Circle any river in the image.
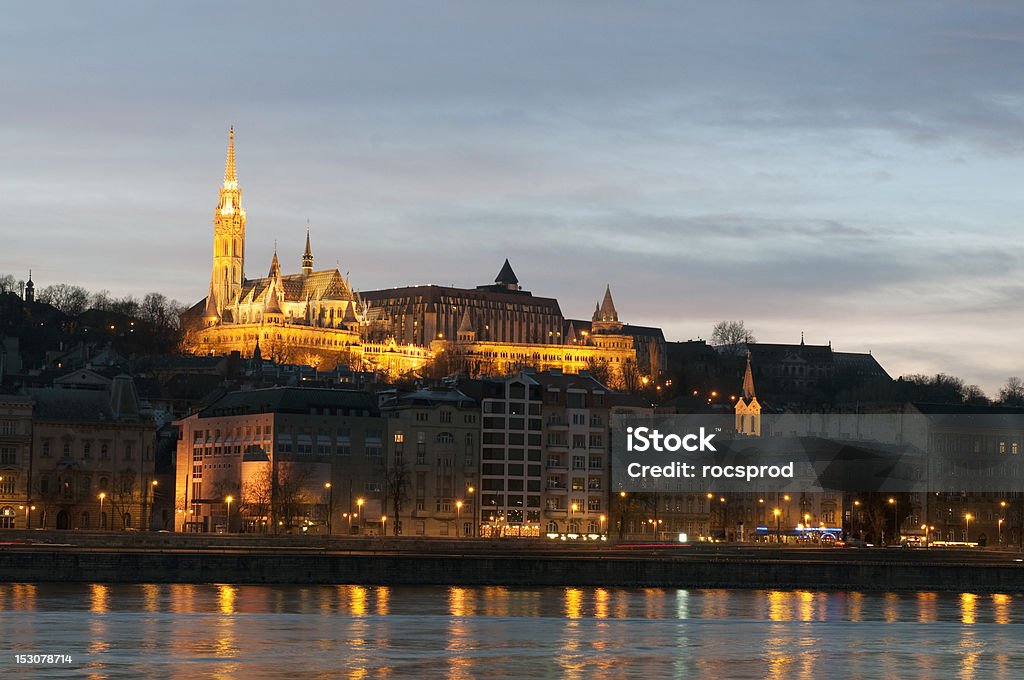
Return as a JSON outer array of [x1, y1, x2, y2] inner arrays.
[[0, 584, 1020, 678]]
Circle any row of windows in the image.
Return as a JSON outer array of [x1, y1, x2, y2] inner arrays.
[[40, 440, 137, 460]]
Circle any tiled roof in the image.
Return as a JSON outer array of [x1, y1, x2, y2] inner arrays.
[[200, 386, 379, 418]]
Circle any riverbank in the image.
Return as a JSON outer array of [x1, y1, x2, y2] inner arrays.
[[0, 532, 1022, 591]]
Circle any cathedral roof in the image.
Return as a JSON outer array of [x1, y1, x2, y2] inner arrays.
[[239, 269, 354, 305]]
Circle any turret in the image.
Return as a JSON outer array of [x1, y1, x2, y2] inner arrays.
[[302, 225, 313, 276], [209, 127, 247, 316]]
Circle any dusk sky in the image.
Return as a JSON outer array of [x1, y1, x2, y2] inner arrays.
[[2, 2, 1023, 394]]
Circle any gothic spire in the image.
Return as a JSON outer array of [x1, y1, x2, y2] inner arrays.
[[742, 350, 756, 401], [269, 245, 281, 279], [302, 222, 313, 275], [224, 126, 237, 186]]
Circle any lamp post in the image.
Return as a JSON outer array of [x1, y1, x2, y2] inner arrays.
[[356, 497, 364, 535], [381, 515, 387, 536], [98, 492, 106, 530], [324, 482, 333, 535], [570, 502, 579, 533], [999, 518, 1004, 547], [467, 486, 476, 537], [456, 500, 463, 537], [225, 496, 233, 533], [965, 513, 973, 543], [599, 514, 606, 536], [148, 480, 158, 531], [888, 497, 898, 544], [851, 500, 861, 540], [773, 508, 782, 544]]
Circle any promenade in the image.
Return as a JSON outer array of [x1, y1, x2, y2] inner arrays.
[[1, 532, 1022, 591]]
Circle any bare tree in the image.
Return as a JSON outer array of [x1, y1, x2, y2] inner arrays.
[[384, 459, 412, 535], [998, 377, 1024, 407], [241, 465, 273, 533], [711, 320, 756, 348], [586, 358, 611, 386], [36, 284, 89, 315], [110, 469, 139, 530], [273, 465, 312, 532], [0, 274, 16, 294]]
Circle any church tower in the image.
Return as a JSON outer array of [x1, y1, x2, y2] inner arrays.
[[208, 127, 246, 318], [735, 351, 761, 436]]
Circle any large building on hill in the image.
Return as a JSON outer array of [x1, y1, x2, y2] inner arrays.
[[181, 129, 666, 384]]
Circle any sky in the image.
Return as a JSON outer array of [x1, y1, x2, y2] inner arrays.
[[2, 1, 1023, 395]]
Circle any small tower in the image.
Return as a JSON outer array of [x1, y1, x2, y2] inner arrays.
[[302, 223, 313, 276], [735, 351, 761, 436], [591, 285, 623, 333], [457, 308, 476, 343], [24, 270, 34, 303]]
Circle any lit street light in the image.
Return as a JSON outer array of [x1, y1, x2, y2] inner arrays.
[[888, 497, 898, 544], [773, 508, 782, 544], [324, 482, 333, 535], [381, 515, 387, 536], [456, 500, 463, 537], [965, 513, 973, 543], [225, 496, 234, 533], [356, 497, 364, 534], [98, 492, 107, 530]]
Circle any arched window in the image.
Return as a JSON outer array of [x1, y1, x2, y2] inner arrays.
[[546, 521, 558, 533], [122, 513, 132, 529], [436, 432, 454, 444], [80, 512, 90, 529]]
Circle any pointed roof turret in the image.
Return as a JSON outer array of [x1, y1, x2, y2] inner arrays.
[[458, 308, 474, 333], [742, 350, 756, 400], [598, 285, 618, 322], [224, 126, 237, 186], [302, 223, 314, 275], [566, 322, 578, 344], [268, 245, 281, 279], [342, 301, 358, 324], [495, 259, 519, 286]]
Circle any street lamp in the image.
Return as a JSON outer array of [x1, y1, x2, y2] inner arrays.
[[356, 497, 364, 534], [773, 508, 782, 544], [225, 496, 234, 533], [888, 497, 898, 544], [381, 515, 387, 536], [965, 513, 973, 543], [852, 500, 861, 539], [999, 518, 1005, 547], [570, 502, 579, 533], [148, 480, 158, 532], [98, 492, 107, 530], [456, 500, 463, 536], [324, 482, 333, 535], [599, 514, 606, 536]]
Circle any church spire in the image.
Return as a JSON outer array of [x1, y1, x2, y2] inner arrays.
[[224, 126, 237, 187], [302, 222, 313, 275], [269, 245, 281, 279], [742, 350, 756, 400]]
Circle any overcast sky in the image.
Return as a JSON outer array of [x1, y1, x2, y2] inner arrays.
[[2, 2, 1023, 394]]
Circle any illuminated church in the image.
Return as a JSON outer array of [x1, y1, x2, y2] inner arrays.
[[183, 130, 665, 381]]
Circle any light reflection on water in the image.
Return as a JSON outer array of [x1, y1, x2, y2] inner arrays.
[[0, 585, 1021, 679]]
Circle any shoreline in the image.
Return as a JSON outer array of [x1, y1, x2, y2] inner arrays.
[[1, 535, 1022, 592]]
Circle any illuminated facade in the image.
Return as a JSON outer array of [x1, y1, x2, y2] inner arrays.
[[183, 129, 663, 381]]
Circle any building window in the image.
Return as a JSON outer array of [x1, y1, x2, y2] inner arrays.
[[416, 412, 429, 422], [588, 498, 601, 511], [100, 444, 109, 460], [124, 443, 133, 460], [0, 448, 16, 465], [62, 442, 71, 458], [41, 441, 51, 458], [83, 442, 91, 459], [572, 455, 586, 469], [0, 477, 14, 494], [440, 411, 452, 423], [0, 421, 15, 435]]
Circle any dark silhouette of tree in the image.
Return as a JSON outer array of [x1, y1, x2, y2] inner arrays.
[[711, 320, 755, 348]]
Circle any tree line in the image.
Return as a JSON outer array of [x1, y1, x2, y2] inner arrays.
[[1, 274, 186, 331]]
